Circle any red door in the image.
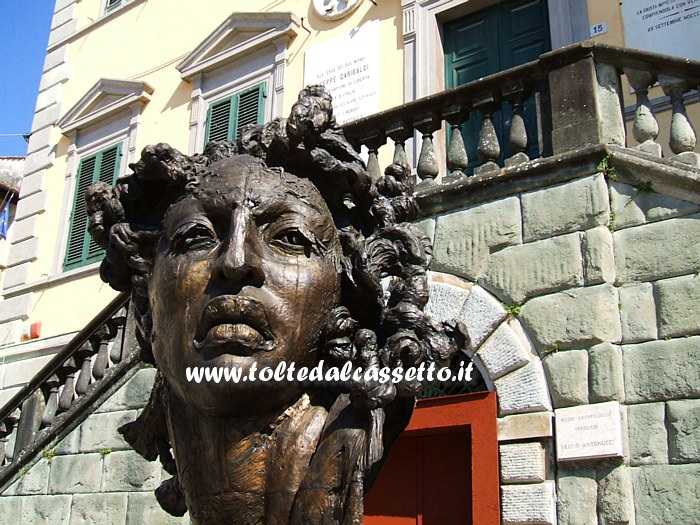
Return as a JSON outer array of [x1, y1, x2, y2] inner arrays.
[[364, 392, 499, 524]]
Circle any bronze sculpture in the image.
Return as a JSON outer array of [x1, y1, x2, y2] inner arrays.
[[86, 86, 467, 524]]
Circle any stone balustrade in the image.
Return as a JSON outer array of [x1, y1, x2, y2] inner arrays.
[[624, 65, 699, 164], [343, 60, 545, 183], [0, 293, 132, 490], [342, 42, 700, 184]]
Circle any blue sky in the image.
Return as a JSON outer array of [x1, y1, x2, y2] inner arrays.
[[0, 1, 55, 157]]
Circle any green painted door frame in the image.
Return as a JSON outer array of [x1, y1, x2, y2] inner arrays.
[[444, 0, 551, 172]]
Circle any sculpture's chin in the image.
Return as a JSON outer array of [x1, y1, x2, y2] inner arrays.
[[179, 378, 305, 419]]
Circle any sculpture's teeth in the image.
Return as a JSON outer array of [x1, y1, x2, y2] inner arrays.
[[207, 323, 264, 345]]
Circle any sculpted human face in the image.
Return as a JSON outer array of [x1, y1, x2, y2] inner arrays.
[[149, 156, 341, 416]]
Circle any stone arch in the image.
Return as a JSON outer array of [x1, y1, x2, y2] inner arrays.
[[426, 271, 557, 524]]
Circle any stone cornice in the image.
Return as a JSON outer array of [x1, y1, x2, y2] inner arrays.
[[176, 12, 300, 81], [57, 78, 154, 135], [417, 145, 700, 216]]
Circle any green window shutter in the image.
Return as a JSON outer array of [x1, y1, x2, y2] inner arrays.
[[235, 83, 266, 138], [65, 156, 97, 268], [205, 97, 234, 143], [64, 143, 122, 270], [205, 82, 267, 144], [96, 143, 121, 185], [87, 144, 122, 258]]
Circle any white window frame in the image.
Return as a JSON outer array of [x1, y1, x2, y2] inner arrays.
[[56, 79, 153, 276], [196, 72, 273, 153]]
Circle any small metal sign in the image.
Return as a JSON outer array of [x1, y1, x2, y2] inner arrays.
[[590, 22, 609, 37]]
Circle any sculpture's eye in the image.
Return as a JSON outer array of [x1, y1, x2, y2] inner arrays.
[[271, 228, 313, 255], [170, 222, 217, 253]]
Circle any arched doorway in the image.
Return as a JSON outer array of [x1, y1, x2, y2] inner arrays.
[[364, 272, 555, 524]]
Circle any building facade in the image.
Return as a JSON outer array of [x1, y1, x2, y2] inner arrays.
[[0, 0, 699, 523]]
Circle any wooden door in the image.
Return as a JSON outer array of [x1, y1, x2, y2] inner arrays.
[[364, 392, 499, 524], [444, 0, 551, 171]]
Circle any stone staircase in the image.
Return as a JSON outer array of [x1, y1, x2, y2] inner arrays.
[[0, 292, 134, 490]]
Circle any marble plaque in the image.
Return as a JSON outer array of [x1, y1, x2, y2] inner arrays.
[[304, 21, 380, 124], [621, 0, 700, 60], [555, 401, 624, 461]]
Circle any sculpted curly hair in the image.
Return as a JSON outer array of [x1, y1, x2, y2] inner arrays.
[[86, 85, 464, 515]]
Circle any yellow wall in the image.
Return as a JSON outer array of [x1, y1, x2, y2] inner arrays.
[[28, 279, 119, 338], [63, 0, 402, 122]]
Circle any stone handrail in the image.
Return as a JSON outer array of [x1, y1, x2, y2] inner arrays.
[[0, 292, 134, 489], [341, 41, 700, 184]]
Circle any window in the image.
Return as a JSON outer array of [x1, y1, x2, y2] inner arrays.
[[205, 83, 267, 143], [177, 13, 299, 154], [57, 78, 152, 275], [64, 143, 122, 271], [403, 0, 587, 101], [105, 0, 126, 13]]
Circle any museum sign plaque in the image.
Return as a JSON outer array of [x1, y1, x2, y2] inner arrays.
[[555, 401, 624, 462]]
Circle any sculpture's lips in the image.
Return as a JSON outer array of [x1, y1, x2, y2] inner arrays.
[[194, 296, 275, 356]]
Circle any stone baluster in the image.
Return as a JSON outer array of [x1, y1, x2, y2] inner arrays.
[[624, 68, 661, 156], [75, 344, 95, 396], [474, 94, 501, 175], [109, 317, 126, 364], [360, 131, 387, 183], [0, 423, 6, 465], [58, 357, 79, 412], [503, 83, 530, 167], [443, 105, 469, 181], [110, 338, 123, 364], [14, 391, 45, 454], [92, 325, 111, 379], [367, 149, 381, 185], [414, 112, 441, 185], [41, 376, 61, 428], [386, 121, 412, 168], [2, 413, 19, 463], [659, 74, 699, 166], [0, 419, 14, 464]]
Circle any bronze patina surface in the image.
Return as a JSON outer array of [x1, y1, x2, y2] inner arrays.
[[86, 86, 467, 524]]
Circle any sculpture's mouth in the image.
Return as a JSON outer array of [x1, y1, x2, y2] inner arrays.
[[194, 295, 276, 357]]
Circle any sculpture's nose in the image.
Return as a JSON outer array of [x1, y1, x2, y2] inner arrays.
[[215, 206, 265, 288]]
